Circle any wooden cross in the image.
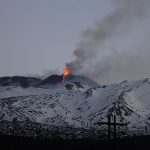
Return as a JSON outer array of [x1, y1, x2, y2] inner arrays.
[[96, 115, 127, 150]]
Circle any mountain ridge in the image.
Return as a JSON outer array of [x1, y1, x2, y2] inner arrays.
[[0, 75, 150, 138]]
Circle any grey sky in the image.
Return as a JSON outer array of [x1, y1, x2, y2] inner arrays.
[[66, 0, 150, 84], [0, 0, 112, 77]]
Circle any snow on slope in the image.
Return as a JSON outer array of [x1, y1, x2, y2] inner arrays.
[[0, 76, 150, 136]]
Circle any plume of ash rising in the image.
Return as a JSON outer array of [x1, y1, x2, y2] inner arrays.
[[67, 0, 150, 84]]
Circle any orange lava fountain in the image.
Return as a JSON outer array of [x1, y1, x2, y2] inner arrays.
[[63, 66, 71, 82]]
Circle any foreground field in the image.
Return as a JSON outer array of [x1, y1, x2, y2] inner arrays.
[[0, 135, 149, 150]]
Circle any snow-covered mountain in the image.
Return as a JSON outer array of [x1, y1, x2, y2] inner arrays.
[[0, 75, 150, 138], [0, 76, 42, 88]]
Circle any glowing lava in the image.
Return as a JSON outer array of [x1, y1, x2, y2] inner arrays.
[[63, 66, 71, 82]]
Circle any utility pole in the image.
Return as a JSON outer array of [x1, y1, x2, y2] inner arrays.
[[96, 115, 127, 150], [113, 115, 116, 150], [108, 115, 111, 141]]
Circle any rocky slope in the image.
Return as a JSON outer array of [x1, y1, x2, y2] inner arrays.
[[0, 75, 150, 138]]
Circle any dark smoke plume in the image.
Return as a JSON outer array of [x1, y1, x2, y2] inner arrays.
[[67, 0, 150, 84]]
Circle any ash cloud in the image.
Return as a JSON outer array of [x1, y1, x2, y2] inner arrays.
[[67, 0, 150, 84]]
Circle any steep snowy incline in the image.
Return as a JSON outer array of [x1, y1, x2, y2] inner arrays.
[[80, 79, 150, 129]]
